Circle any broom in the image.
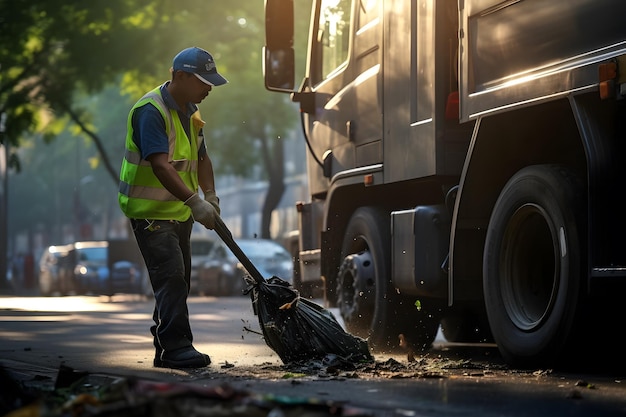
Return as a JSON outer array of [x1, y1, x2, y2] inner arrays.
[[214, 216, 372, 364]]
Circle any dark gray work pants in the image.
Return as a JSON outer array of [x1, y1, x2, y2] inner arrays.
[[131, 217, 194, 355]]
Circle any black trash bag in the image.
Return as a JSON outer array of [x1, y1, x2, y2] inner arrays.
[[248, 276, 372, 364], [216, 217, 371, 365]]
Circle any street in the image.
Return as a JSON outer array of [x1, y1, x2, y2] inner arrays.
[[1, 294, 626, 416]]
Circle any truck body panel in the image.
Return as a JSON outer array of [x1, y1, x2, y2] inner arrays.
[[460, 0, 626, 121]]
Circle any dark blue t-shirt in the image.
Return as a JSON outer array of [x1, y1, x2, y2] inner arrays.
[[131, 82, 207, 160]]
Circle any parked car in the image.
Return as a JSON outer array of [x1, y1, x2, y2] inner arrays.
[[109, 260, 149, 296], [107, 239, 151, 297], [38, 244, 76, 296], [73, 241, 109, 294], [197, 238, 293, 297], [39, 240, 150, 297], [189, 236, 216, 295]]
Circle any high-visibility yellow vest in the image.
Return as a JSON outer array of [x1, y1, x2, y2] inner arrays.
[[118, 85, 205, 221]]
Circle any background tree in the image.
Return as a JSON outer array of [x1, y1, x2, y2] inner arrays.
[[3, 0, 312, 262]]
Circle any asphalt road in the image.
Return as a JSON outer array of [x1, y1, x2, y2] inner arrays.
[[1, 294, 626, 416]]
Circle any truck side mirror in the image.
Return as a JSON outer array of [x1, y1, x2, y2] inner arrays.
[[263, 47, 295, 91], [264, 0, 296, 92]]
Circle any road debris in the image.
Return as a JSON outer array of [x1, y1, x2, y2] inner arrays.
[[1, 351, 515, 417], [1, 363, 378, 417]]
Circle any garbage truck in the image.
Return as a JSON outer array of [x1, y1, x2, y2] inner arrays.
[[263, 0, 626, 367]]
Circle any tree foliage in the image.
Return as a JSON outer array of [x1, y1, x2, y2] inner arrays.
[[3, 0, 311, 243], [1, 1, 162, 162]]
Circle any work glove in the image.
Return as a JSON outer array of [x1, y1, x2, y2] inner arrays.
[[203, 190, 221, 215], [184, 193, 217, 229]]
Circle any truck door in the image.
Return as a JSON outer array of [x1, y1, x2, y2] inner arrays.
[[383, 0, 434, 183], [307, 0, 382, 193], [382, 0, 462, 182]]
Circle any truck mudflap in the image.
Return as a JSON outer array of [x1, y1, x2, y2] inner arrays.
[[391, 205, 450, 298]]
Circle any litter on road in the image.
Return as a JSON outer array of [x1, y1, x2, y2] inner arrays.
[[1, 363, 378, 417]]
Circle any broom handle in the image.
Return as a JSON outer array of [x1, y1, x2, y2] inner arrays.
[[213, 216, 266, 284]]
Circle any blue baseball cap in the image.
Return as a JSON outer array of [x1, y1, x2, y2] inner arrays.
[[172, 47, 228, 86]]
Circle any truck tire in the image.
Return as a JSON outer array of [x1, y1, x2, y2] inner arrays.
[[337, 207, 439, 352], [483, 164, 586, 367], [337, 207, 394, 350]]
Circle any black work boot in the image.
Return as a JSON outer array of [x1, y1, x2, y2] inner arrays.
[[159, 346, 211, 369]]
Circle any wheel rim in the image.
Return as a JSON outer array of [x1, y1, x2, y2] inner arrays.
[[500, 204, 559, 331], [337, 249, 376, 333]]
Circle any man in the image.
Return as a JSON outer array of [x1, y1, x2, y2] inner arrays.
[[118, 46, 227, 368]]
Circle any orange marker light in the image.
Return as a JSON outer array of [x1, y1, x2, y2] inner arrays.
[[599, 62, 617, 82], [599, 81, 614, 100], [599, 62, 617, 100]]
